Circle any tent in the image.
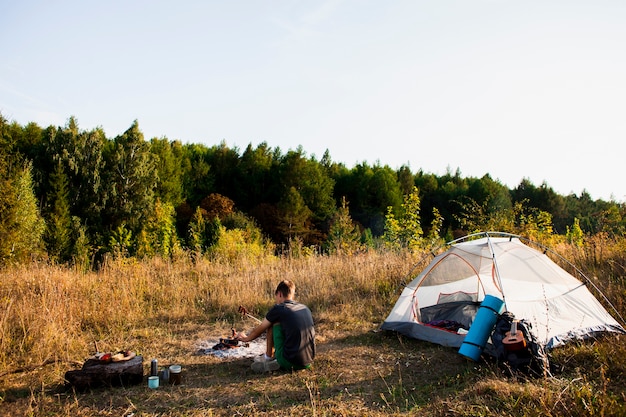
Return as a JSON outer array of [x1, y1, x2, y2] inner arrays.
[[381, 232, 625, 351]]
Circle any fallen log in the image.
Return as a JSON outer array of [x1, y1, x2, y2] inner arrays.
[[65, 355, 143, 390]]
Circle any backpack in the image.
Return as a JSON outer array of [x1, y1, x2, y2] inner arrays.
[[491, 311, 550, 378]]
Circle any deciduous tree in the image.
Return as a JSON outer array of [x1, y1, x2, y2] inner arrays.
[[151, 137, 184, 208]]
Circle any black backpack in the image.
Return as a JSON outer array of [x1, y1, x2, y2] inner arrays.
[[491, 311, 550, 378]]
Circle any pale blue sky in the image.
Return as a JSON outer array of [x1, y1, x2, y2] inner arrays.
[[2, 1, 625, 201]]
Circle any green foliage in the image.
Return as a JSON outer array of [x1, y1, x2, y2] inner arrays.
[[222, 211, 263, 243], [188, 206, 207, 255], [0, 159, 46, 264], [136, 229, 151, 258], [11, 121, 45, 163], [426, 206, 444, 247], [41, 118, 108, 234], [150, 137, 184, 207], [137, 199, 180, 258], [71, 216, 91, 270], [108, 224, 132, 258], [205, 140, 240, 200], [185, 206, 228, 259], [383, 186, 424, 251], [397, 164, 414, 195], [567, 218, 585, 247], [279, 147, 336, 224], [105, 121, 157, 233], [598, 205, 625, 236], [45, 161, 72, 262], [325, 196, 362, 254], [186, 206, 257, 258], [208, 217, 274, 263], [513, 179, 567, 233], [234, 142, 279, 211], [454, 196, 514, 234], [205, 217, 223, 248], [180, 143, 213, 207], [563, 190, 598, 235], [383, 207, 401, 249], [416, 171, 515, 237], [334, 162, 403, 236], [518, 206, 554, 243], [278, 186, 314, 242], [454, 196, 556, 241], [361, 228, 375, 248], [2, 113, 624, 266]]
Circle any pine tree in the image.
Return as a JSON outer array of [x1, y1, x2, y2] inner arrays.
[[45, 161, 72, 262], [71, 216, 91, 270], [108, 224, 133, 258], [0, 162, 46, 263], [325, 197, 361, 254], [105, 121, 157, 234], [278, 187, 313, 242], [188, 206, 207, 256]]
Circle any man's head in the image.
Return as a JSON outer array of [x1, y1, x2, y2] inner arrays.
[[275, 280, 295, 300]]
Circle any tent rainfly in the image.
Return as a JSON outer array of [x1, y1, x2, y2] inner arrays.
[[381, 232, 625, 350]]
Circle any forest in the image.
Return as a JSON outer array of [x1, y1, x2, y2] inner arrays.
[[1, 113, 624, 267]]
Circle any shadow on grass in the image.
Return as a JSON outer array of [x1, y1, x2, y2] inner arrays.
[[0, 323, 491, 416], [313, 330, 486, 409]]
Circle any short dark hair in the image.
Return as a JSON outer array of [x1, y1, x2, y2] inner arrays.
[[275, 280, 295, 298]]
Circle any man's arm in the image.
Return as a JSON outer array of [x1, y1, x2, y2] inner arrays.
[[236, 318, 272, 342]]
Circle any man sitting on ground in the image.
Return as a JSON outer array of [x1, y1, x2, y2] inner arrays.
[[236, 280, 315, 373]]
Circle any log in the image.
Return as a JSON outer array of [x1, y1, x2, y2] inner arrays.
[[65, 355, 143, 390]]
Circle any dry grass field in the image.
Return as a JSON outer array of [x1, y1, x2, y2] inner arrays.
[[0, 239, 625, 416]]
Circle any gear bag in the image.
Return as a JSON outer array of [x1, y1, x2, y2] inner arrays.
[[491, 311, 550, 377]]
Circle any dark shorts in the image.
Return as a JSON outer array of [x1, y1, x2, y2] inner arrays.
[[273, 324, 311, 371]]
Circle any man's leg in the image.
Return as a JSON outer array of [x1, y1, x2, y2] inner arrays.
[[251, 326, 280, 372], [265, 326, 274, 358], [273, 324, 311, 370]]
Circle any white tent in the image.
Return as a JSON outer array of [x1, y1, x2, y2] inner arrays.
[[381, 232, 625, 350]]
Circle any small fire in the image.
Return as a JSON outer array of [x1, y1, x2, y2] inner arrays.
[[211, 327, 249, 350]]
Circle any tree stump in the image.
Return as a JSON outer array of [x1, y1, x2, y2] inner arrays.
[[65, 355, 143, 390]]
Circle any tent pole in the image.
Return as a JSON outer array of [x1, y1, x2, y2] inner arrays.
[[486, 232, 508, 311]]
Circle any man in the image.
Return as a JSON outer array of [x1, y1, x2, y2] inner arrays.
[[236, 280, 315, 373]]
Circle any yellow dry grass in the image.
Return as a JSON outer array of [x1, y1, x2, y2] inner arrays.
[[0, 241, 625, 416]]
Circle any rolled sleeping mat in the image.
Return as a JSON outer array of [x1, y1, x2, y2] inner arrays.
[[458, 295, 505, 361]]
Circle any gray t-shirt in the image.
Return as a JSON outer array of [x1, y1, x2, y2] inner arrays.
[[266, 300, 315, 366]]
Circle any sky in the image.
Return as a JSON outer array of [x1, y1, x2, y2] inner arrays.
[[2, 0, 626, 202]]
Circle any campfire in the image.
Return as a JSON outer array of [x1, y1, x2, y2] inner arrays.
[[196, 306, 267, 359], [197, 333, 265, 359], [211, 328, 248, 350]]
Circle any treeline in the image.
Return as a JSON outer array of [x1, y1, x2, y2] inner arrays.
[[1, 114, 624, 266]]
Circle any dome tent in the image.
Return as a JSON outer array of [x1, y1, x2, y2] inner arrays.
[[381, 232, 625, 351]]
